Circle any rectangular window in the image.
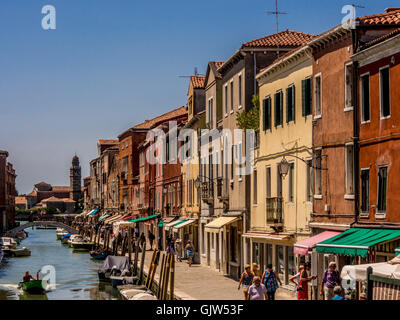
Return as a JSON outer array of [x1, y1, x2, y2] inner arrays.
[[345, 145, 354, 195], [361, 74, 370, 122], [377, 166, 388, 214], [266, 166, 271, 198], [230, 81, 234, 111], [314, 74, 322, 117], [361, 169, 369, 214], [208, 98, 213, 126], [253, 169, 258, 204], [274, 91, 283, 127], [306, 160, 313, 202], [315, 150, 322, 196], [224, 85, 228, 115], [276, 245, 284, 277], [288, 163, 294, 203], [238, 75, 242, 107], [286, 85, 295, 123], [262, 96, 272, 131], [231, 145, 234, 180], [345, 63, 354, 109], [380, 67, 390, 118], [302, 77, 312, 116]]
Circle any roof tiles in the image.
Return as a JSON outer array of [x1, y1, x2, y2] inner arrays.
[[241, 30, 315, 48]]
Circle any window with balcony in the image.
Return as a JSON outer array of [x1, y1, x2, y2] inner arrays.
[[277, 164, 282, 197], [286, 85, 295, 123], [266, 166, 271, 198], [380, 66, 390, 118], [377, 166, 388, 216], [361, 169, 369, 215], [361, 73, 370, 122]]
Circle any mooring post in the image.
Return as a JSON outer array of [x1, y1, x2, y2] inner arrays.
[[146, 249, 157, 288], [149, 250, 160, 292], [139, 241, 146, 284], [133, 241, 140, 276], [157, 253, 165, 299], [169, 254, 175, 300], [162, 254, 171, 300], [128, 227, 132, 265]]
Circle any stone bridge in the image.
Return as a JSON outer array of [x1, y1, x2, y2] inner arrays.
[[4, 221, 79, 237]]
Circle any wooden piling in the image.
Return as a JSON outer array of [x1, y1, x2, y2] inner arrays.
[[157, 253, 165, 299], [169, 254, 175, 300], [162, 254, 171, 300], [139, 242, 146, 284], [148, 250, 160, 292], [128, 228, 132, 264], [133, 241, 139, 276], [145, 249, 157, 288]]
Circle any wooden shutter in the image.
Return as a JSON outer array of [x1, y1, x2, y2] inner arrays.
[[302, 80, 306, 117], [262, 99, 267, 131], [292, 85, 296, 122], [267, 98, 271, 130], [280, 92, 283, 125], [286, 87, 290, 123]]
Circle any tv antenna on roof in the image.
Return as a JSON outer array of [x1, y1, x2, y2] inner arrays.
[[267, 0, 288, 58], [179, 67, 204, 78]]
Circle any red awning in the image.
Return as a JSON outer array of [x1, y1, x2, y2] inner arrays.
[[294, 231, 340, 255], [121, 213, 139, 221]]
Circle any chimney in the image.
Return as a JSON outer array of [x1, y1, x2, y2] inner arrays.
[[385, 8, 400, 13]]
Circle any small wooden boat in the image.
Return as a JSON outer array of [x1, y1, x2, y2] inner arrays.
[[37, 225, 57, 230], [56, 228, 68, 240], [16, 231, 28, 240], [90, 248, 110, 260], [19, 280, 47, 294], [61, 233, 72, 244], [0, 237, 18, 250], [10, 247, 31, 257], [67, 234, 81, 247]]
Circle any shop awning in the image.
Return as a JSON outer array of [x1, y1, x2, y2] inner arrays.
[[316, 228, 400, 258], [127, 214, 160, 223], [172, 219, 197, 232], [205, 217, 239, 233], [86, 209, 98, 216], [396, 247, 400, 257], [164, 217, 180, 231], [294, 231, 340, 256], [104, 214, 122, 224], [242, 232, 292, 241], [122, 213, 139, 221], [158, 221, 163, 227], [98, 213, 111, 222]]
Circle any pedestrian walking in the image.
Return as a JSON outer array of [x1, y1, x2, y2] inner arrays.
[[148, 230, 155, 250], [320, 262, 341, 300], [252, 263, 261, 277], [247, 276, 268, 300], [261, 264, 282, 300], [175, 239, 182, 262], [185, 240, 195, 267], [238, 264, 254, 300], [139, 232, 146, 250], [166, 243, 175, 255], [296, 262, 315, 300]]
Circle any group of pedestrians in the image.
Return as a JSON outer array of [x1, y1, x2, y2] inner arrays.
[[165, 236, 195, 266], [239, 261, 345, 301], [238, 263, 283, 300]]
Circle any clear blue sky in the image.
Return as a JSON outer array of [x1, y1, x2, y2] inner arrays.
[[0, 0, 394, 194]]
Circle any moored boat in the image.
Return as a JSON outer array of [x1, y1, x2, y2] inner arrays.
[[70, 235, 92, 250], [98, 256, 131, 282], [0, 237, 18, 250], [61, 233, 72, 244], [56, 228, 68, 240], [16, 231, 28, 240], [10, 247, 31, 257]]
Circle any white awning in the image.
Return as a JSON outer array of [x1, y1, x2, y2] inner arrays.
[[172, 219, 197, 232], [205, 217, 239, 233], [164, 218, 180, 231]]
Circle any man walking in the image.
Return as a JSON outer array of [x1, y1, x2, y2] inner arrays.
[[320, 262, 341, 300], [247, 276, 268, 300]]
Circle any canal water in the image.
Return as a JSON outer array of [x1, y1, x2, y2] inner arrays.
[[0, 225, 121, 300]]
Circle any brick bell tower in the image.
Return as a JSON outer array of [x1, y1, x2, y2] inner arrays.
[[70, 154, 82, 203]]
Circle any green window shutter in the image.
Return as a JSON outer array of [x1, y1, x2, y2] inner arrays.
[[280, 92, 283, 125], [302, 80, 306, 117], [262, 99, 267, 131], [292, 85, 296, 122], [308, 77, 313, 115], [274, 93, 278, 127], [286, 88, 290, 123]]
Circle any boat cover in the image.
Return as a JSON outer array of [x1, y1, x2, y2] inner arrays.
[[61, 233, 72, 240], [99, 256, 130, 273]]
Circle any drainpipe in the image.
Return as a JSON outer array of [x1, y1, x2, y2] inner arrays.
[[351, 28, 360, 228]]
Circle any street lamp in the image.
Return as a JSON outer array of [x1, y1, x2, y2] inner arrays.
[[194, 177, 202, 190], [279, 157, 290, 179]]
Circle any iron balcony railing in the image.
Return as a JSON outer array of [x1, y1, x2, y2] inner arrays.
[[201, 181, 214, 203], [266, 197, 283, 224]]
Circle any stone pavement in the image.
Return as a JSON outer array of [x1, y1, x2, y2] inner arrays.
[[134, 249, 296, 300]]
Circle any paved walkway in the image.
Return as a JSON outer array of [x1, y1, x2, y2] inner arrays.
[[135, 249, 295, 300]]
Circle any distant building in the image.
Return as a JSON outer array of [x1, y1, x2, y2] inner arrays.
[[0, 149, 16, 232], [25, 155, 82, 212], [15, 196, 27, 210]]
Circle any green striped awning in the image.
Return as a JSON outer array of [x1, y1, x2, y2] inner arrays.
[[128, 214, 160, 223], [396, 247, 400, 257], [158, 221, 163, 227], [316, 228, 400, 258], [98, 213, 111, 222]]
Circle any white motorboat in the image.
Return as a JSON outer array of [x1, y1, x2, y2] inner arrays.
[[70, 235, 92, 250], [67, 234, 81, 247], [16, 230, 28, 240], [0, 237, 18, 250]]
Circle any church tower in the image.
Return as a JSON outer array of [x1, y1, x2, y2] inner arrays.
[[70, 155, 82, 202]]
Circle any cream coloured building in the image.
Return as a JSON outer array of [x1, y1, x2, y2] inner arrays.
[[248, 45, 314, 287]]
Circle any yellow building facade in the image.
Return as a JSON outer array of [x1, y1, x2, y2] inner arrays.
[[247, 46, 314, 286]]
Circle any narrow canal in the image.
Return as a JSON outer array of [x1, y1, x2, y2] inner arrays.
[[0, 224, 121, 300]]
